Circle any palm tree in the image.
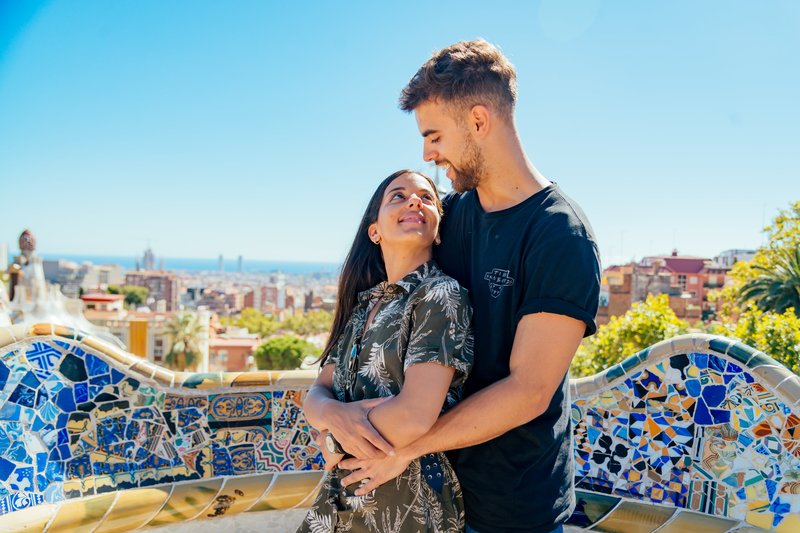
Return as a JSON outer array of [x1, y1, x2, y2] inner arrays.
[[164, 313, 204, 371], [739, 247, 800, 316]]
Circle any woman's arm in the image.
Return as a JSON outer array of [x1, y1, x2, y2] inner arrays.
[[302, 364, 336, 432], [367, 362, 455, 448], [303, 364, 395, 459]]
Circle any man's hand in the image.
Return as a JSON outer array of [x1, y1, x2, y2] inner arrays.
[[338, 451, 413, 495], [324, 396, 395, 459], [314, 430, 345, 471]]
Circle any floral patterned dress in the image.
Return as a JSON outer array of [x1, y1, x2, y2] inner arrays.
[[298, 260, 473, 533]]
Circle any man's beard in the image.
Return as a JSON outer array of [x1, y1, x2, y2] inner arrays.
[[451, 137, 484, 193]]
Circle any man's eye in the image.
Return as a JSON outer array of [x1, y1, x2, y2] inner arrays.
[[431, 137, 440, 144]]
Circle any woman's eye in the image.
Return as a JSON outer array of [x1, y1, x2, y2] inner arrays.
[[392, 192, 405, 200]]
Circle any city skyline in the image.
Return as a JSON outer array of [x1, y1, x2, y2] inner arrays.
[[1, 1, 798, 267]]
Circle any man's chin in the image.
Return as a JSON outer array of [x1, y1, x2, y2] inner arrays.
[[452, 177, 477, 193]]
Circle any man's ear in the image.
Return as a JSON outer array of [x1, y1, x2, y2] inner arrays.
[[470, 105, 491, 138]]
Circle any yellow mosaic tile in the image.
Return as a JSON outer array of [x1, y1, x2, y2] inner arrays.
[[249, 471, 324, 511], [655, 510, 739, 532], [151, 365, 175, 387], [47, 493, 117, 533], [29, 323, 54, 337], [196, 474, 274, 519], [274, 370, 316, 386], [175, 372, 225, 389], [0, 502, 60, 532], [93, 487, 171, 532], [80, 336, 132, 367], [216, 372, 242, 388], [145, 479, 225, 526], [776, 514, 800, 533], [130, 360, 158, 379], [593, 500, 675, 533], [52, 324, 76, 339], [231, 372, 273, 387], [294, 473, 326, 508], [0, 324, 23, 349], [746, 510, 776, 530]]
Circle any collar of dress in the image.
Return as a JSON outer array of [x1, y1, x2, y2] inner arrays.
[[356, 259, 439, 305]]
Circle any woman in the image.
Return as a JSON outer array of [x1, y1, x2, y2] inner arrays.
[[297, 170, 473, 533]]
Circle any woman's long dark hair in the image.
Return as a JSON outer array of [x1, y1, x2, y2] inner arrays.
[[321, 169, 442, 363]]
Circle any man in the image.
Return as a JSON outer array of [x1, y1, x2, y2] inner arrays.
[[328, 40, 601, 532]]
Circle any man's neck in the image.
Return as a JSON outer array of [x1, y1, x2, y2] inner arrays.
[[474, 131, 551, 213]]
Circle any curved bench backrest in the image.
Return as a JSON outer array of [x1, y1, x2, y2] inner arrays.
[[570, 335, 800, 532], [1, 325, 798, 532]]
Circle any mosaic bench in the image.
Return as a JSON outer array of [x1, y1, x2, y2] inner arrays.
[[0, 324, 798, 532]]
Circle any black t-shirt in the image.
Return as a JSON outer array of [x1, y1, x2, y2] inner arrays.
[[434, 183, 601, 533]]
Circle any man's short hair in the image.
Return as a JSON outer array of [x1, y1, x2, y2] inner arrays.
[[399, 39, 517, 120]]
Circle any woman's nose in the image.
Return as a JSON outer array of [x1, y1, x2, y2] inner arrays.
[[408, 194, 422, 207]]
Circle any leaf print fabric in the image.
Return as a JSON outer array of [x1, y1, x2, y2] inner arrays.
[[297, 260, 473, 533]]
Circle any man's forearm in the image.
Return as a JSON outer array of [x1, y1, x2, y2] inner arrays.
[[405, 375, 546, 458]]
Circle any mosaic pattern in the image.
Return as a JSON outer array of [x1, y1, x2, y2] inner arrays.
[[2, 325, 800, 532], [570, 336, 800, 532], [0, 324, 323, 531]]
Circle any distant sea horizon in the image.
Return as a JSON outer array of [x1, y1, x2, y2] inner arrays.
[[39, 254, 342, 275]]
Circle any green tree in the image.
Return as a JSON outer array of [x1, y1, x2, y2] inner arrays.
[[571, 294, 689, 377], [714, 305, 800, 375], [254, 335, 321, 370], [164, 313, 204, 371], [222, 307, 280, 337], [108, 284, 149, 307], [713, 200, 800, 320], [738, 247, 800, 316], [279, 310, 333, 336]]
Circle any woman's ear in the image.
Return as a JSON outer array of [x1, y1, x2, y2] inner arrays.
[[368, 223, 381, 244]]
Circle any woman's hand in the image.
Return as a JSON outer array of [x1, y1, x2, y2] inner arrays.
[[315, 430, 345, 471], [323, 396, 395, 459]]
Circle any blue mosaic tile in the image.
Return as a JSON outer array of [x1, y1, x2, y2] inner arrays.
[[85, 352, 109, 376], [0, 457, 15, 481], [0, 360, 9, 385], [8, 384, 36, 408], [54, 388, 76, 412], [25, 342, 62, 381], [58, 353, 88, 382], [73, 381, 88, 403]]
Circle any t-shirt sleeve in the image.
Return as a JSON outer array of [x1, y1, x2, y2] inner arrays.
[[517, 235, 601, 337], [404, 278, 473, 378]]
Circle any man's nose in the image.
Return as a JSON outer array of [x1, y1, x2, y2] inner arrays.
[[423, 145, 437, 163]]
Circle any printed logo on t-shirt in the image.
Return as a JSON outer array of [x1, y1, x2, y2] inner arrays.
[[484, 268, 515, 298]]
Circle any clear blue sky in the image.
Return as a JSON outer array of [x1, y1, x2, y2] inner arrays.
[[1, 1, 798, 266]]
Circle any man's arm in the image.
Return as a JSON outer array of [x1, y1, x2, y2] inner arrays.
[[341, 311, 585, 494]]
